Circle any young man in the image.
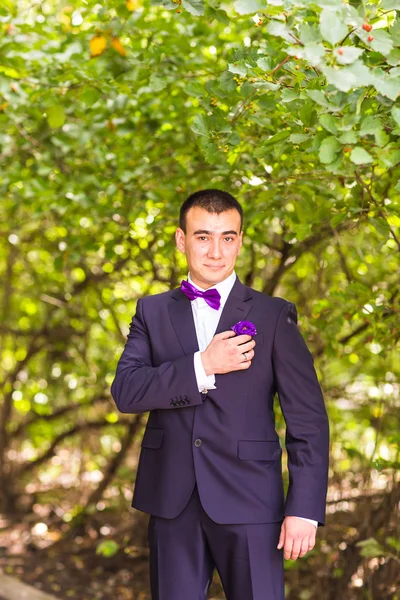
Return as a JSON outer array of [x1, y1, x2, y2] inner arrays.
[[111, 189, 330, 600]]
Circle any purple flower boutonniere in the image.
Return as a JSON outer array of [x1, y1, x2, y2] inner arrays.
[[231, 320, 257, 336]]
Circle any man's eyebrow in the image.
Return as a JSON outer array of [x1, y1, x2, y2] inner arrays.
[[193, 229, 238, 236]]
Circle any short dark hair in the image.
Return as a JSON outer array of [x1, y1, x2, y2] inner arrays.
[[179, 188, 243, 233]]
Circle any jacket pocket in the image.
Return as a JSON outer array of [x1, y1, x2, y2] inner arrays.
[[141, 427, 164, 449], [238, 440, 282, 461]]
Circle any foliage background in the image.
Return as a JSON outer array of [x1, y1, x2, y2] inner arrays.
[[0, 0, 399, 598]]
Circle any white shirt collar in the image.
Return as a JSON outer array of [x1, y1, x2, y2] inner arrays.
[[187, 270, 237, 307]]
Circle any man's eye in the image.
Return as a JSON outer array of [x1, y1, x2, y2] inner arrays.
[[225, 237, 233, 242], [199, 236, 207, 241]]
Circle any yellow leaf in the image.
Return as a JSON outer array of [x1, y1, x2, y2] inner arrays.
[[89, 34, 107, 58], [111, 37, 127, 56], [126, 0, 142, 11]]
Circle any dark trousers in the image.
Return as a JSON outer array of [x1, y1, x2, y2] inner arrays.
[[147, 484, 285, 600]]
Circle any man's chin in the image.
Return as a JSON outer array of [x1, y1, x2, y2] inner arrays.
[[202, 268, 228, 282]]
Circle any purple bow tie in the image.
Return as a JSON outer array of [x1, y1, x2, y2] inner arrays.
[[180, 280, 221, 310]]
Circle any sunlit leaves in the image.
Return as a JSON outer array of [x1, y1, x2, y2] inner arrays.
[[126, 0, 143, 10], [233, 0, 265, 15], [47, 105, 66, 128], [96, 540, 120, 557], [349, 147, 374, 165], [335, 46, 364, 65], [356, 538, 385, 558], [89, 34, 108, 57], [320, 8, 348, 45], [319, 136, 342, 164], [111, 37, 126, 56], [182, 0, 205, 15]]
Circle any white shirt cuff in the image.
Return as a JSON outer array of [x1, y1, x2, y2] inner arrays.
[[194, 351, 216, 392], [289, 516, 318, 528]]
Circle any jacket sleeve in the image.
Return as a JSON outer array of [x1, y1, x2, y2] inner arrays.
[[272, 301, 330, 527], [110, 298, 205, 413]]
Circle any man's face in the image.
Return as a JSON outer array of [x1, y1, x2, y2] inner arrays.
[[175, 206, 243, 289]]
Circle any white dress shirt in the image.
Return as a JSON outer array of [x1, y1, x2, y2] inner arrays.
[[186, 270, 318, 529]]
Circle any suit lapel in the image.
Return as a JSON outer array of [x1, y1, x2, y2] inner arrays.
[[168, 275, 253, 356], [213, 276, 253, 337]]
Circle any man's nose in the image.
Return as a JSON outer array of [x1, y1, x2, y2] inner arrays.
[[208, 240, 222, 258]]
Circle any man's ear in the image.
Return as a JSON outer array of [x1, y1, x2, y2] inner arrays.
[[175, 228, 185, 253]]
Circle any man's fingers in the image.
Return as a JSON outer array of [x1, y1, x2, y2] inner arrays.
[[219, 330, 238, 340], [299, 537, 310, 558], [233, 333, 252, 344], [290, 538, 302, 561], [239, 360, 251, 369], [284, 536, 294, 560]]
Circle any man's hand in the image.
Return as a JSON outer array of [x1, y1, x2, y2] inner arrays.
[[277, 516, 316, 560], [201, 330, 256, 375]]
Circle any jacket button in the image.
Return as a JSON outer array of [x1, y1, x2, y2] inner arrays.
[[194, 439, 202, 447]]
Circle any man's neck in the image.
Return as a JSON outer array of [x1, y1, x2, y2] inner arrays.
[[188, 270, 236, 291]]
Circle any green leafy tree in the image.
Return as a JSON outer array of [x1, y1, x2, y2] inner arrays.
[[0, 0, 399, 598]]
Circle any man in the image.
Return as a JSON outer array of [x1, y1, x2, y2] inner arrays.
[[110, 189, 330, 600]]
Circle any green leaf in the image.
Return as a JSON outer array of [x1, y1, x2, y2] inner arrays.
[[319, 114, 338, 134], [356, 538, 385, 558], [228, 61, 248, 76], [381, 0, 400, 11], [390, 22, 400, 45], [150, 0, 176, 8], [289, 133, 310, 143], [256, 57, 272, 71], [191, 114, 209, 136], [253, 81, 280, 92], [267, 20, 293, 42], [323, 62, 372, 92], [359, 116, 388, 146], [280, 88, 298, 103], [338, 130, 358, 144], [319, 136, 341, 164], [378, 144, 400, 168], [359, 116, 381, 137], [387, 49, 400, 67], [203, 141, 220, 163], [181, 0, 204, 15], [306, 89, 330, 108], [96, 540, 120, 557], [149, 74, 167, 92], [299, 24, 322, 45], [261, 130, 291, 147], [372, 71, 400, 101], [342, 4, 363, 28], [335, 46, 364, 65], [233, 0, 264, 14], [349, 147, 373, 164], [47, 105, 65, 128], [369, 30, 394, 57], [300, 43, 326, 66], [306, 89, 341, 112], [391, 106, 400, 128], [320, 9, 348, 45]]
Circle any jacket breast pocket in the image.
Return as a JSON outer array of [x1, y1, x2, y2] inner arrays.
[[141, 427, 164, 449], [238, 440, 282, 461]]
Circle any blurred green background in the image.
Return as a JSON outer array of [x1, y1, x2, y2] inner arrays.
[[0, 0, 399, 598]]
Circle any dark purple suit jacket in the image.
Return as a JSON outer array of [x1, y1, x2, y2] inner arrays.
[[110, 275, 330, 526]]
